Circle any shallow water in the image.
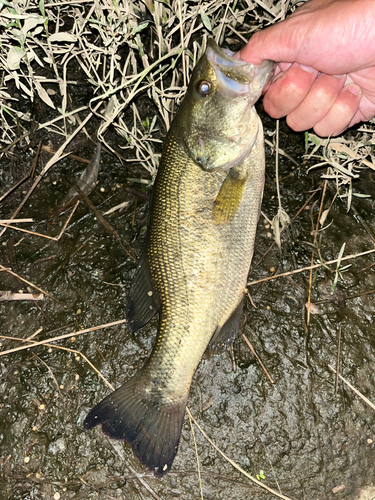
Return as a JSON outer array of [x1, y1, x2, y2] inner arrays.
[[1, 88, 375, 500]]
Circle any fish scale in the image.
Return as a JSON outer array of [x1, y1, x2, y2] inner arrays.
[[84, 39, 274, 475]]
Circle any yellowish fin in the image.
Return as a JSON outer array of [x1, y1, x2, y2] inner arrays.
[[213, 173, 247, 224]]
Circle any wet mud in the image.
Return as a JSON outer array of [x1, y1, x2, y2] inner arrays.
[[1, 77, 375, 500]]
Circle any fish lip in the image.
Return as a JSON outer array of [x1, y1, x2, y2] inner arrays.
[[205, 39, 275, 104]]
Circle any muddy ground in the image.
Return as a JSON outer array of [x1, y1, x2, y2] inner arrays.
[[1, 58, 375, 500]]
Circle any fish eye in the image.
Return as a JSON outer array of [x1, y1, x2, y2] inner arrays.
[[197, 80, 211, 97]]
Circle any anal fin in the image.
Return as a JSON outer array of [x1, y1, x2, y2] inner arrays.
[[208, 298, 244, 354], [125, 252, 160, 333]]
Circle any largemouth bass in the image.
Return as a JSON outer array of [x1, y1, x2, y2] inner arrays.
[[84, 40, 274, 475]]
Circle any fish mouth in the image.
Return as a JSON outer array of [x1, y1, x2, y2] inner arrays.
[[194, 39, 273, 172], [205, 39, 275, 105]]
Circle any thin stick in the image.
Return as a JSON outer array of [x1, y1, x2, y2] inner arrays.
[[242, 333, 274, 384], [0, 291, 44, 302], [0, 201, 79, 241], [0, 265, 65, 307], [0, 333, 114, 392], [187, 410, 204, 500], [0, 319, 127, 357], [250, 188, 320, 276], [186, 408, 294, 500], [32, 353, 62, 394], [328, 365, 375, 411], [0, 219, 34, 223], [0, 141, 41, 203], [335, 327, 342, 394], [264, 139, 299, 167], [306, 179, 327, 326], [0, 102, 102, 238], [72, 184, 137, 263], [275, 120, 281, 211], [0, 141, 42, 232], [247, 248, 375, 286]]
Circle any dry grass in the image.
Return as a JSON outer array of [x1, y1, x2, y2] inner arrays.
[[0, 1, 293, 177]]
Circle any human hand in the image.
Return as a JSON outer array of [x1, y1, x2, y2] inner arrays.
[[237, 0, 375, 137]]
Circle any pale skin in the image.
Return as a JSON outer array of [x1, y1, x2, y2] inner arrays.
[[237, 0, 375, 137]]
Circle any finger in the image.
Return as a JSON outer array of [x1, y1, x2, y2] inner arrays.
[[313, 84, 362, 137], [286, 74, 346, 131], [263, 63, 319, 119]]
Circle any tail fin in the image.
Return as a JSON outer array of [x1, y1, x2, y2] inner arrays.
[[83, 373, 186, 475]]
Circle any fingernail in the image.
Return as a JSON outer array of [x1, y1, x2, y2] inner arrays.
[[300, 64, 317, 73], [346, 84, 360, 97]]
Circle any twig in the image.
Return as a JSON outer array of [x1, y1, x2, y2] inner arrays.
[[0, 333, 114, 391], [335, 327, 342, 394], [328, 365, 375, 411], [0, 265, 66, 308], [264, 138, 298, 167], [0, 319, 127, 357], [32, 353, 62, 395], [187, 410, 204, 500], [247, 248, 375, 286], [0, 102, 102, 238], [72, 184, 137, 263], [0, 141, 41, 203], [0, 200, 79, 241], [250, 188, 320, 276], [0, 219, 34, 223], [186, 408, 294, 500], [0, 291, 44, 302], [242, 333, 274, 384]]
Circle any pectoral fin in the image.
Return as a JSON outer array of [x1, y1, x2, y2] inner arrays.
[[125, 252, 160, 333], [212, 172, 247, 224]]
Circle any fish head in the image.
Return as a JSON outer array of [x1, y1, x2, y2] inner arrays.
[[177, 39, 275, 172]]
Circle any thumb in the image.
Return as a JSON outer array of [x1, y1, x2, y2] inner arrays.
[[237, 20, 302, 65]]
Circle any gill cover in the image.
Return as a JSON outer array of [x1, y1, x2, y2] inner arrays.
[[179, 39, 274, 172]]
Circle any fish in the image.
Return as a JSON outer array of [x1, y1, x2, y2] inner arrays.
[[84, 39, 274, 475]]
